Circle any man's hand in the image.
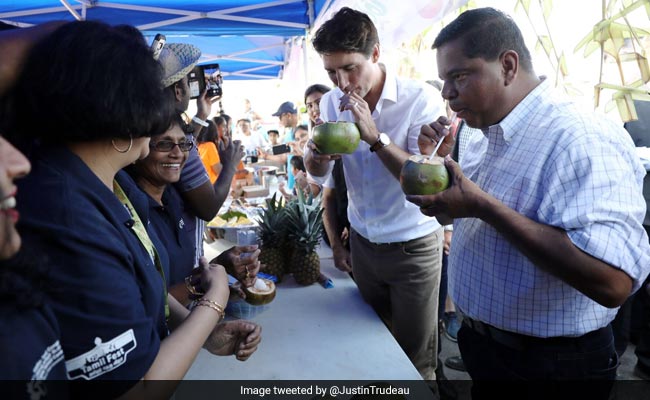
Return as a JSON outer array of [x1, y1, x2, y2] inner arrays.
[[307, 140, 341, 162], [218, 137, 244, 173], [195, 83, 220, 120], [332, 245, 352, 273], [405, 156, 485, 223], [203, 320, 262, 361], [342, 91, 380, 145], [418, 115, 456, 157], [212, 245, 261, 288], [304, 141, 338, 178]]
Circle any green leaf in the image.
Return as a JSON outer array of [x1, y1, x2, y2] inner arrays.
[[638, 54, 650, 83], [540, 0, 553, 19], [537, 35, 553, 57], [558, 52, 569, 76], [515, 0, 531, 13], [632, 93, 650, 101], [615, 93, 636, 122]]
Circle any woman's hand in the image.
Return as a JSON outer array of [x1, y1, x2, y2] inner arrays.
[[203, 320, 262, 361], [196, 257, 229, 306]]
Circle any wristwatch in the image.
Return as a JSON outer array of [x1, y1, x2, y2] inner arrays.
[[369, 133, 391, 152]]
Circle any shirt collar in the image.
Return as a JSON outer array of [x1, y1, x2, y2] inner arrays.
[[375, 64, 397, 114], [488, 77, 551, 143]]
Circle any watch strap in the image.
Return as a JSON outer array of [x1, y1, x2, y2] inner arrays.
[[369, 133, 388, 152]]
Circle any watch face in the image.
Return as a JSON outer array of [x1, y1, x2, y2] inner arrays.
[[370, 133, 390, 152]]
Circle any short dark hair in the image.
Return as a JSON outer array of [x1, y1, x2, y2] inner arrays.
[[432, 7, 533, 73], [267, 129, 279, 136], [290, 155, 305, 172], [198, 119, 218, 143], [213, 115, 227, 127], [218, 113, 232, 135], [312, 7, 379, 57], [304, 84, 331, 103], [296, 124, 309, 132], [2, 21, 172, 143]]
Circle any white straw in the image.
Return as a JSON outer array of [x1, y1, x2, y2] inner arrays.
[[429, 112, 458, 161]]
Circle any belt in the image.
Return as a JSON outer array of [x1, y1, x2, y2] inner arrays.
[[351, 226, 443, 247], [462, 317, 612, 352]]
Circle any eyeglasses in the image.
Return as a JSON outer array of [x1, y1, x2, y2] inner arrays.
[[150, 140, 194, 152]]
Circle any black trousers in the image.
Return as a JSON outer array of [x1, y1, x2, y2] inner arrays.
[[458, 319, 617, 400]]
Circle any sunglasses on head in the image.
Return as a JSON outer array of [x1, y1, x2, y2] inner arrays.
[[150, 140, 194, 152]]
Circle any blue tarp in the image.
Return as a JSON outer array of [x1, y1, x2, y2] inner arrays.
[[0, 0, 334, 80]]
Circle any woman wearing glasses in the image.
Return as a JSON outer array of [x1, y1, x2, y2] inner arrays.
[[126, 113, 261, 296], [3, 21, 261, 398]]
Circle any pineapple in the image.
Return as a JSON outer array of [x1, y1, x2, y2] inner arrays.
[[285, 189, 324, 285], [255, 193, 288, 281]]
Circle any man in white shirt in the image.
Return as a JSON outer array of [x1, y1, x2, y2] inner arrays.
[[234, 118, 267, 155], [304, 7, 445, 383]]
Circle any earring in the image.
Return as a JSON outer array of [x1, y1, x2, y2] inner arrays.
[[111, 137, 133, 153]]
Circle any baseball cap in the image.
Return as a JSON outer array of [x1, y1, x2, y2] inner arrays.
[[272, 101, 297, 116]]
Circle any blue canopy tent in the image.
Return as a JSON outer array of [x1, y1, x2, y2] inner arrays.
[[0, 0, 335, 80]]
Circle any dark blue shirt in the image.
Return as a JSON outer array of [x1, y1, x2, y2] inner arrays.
[[0, 303, 68, 399], [141, 184, 195, 286], [16, 146, 168, 397]]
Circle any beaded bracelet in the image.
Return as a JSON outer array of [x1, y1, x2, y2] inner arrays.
[[185, 276, 205, 296]]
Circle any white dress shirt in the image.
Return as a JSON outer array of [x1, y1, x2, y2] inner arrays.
[[450, 78, 650, 337], [315, 66, 444, 243]]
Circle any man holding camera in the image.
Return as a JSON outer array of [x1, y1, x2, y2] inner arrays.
[[158, 43, 243, 265]]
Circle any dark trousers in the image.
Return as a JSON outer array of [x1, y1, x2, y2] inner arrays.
[[458, 319, 618, 400], [612, 224, 650, 373], [634, 275, 650, 374], [437, 253, 449, 354]]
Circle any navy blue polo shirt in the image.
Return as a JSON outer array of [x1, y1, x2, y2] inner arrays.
[[141, 184, 195, 287], [0, 303, 68, 399], [16, 146, 168, 397]]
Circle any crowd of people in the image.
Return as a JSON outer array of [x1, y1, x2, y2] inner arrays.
[[0, 5, 649, 400]]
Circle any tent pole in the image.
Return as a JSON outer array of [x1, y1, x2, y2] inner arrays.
[[303, 34, 309, 91], [59, 0, 83, 21]]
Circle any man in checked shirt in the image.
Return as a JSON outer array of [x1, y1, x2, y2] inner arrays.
[[408, 7, 650, 400]]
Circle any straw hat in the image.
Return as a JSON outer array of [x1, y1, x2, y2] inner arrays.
[[159, 43, 201, 88]]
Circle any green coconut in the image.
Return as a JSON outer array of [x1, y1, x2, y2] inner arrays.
[[400, 154, 450, 195], [311, 122, 361, 154], [241, 278, 276, 306]]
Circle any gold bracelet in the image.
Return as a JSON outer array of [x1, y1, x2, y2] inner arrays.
[[185, 276, 205, 296], [195, 301, 225, 322], [197, 297, 225, 314]]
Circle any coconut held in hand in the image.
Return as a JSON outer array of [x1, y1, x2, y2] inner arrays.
[[311, 122, 361, 154], [242, 277, 276, 306], [400, 154, 450, 195]]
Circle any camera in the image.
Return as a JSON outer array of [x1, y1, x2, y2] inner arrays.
[[203, 63, 223, 98], [272, 144, 291, 155], [150, 34, 166, 60], [188, 63, 223, 99], [188, 68, 202, 99]]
